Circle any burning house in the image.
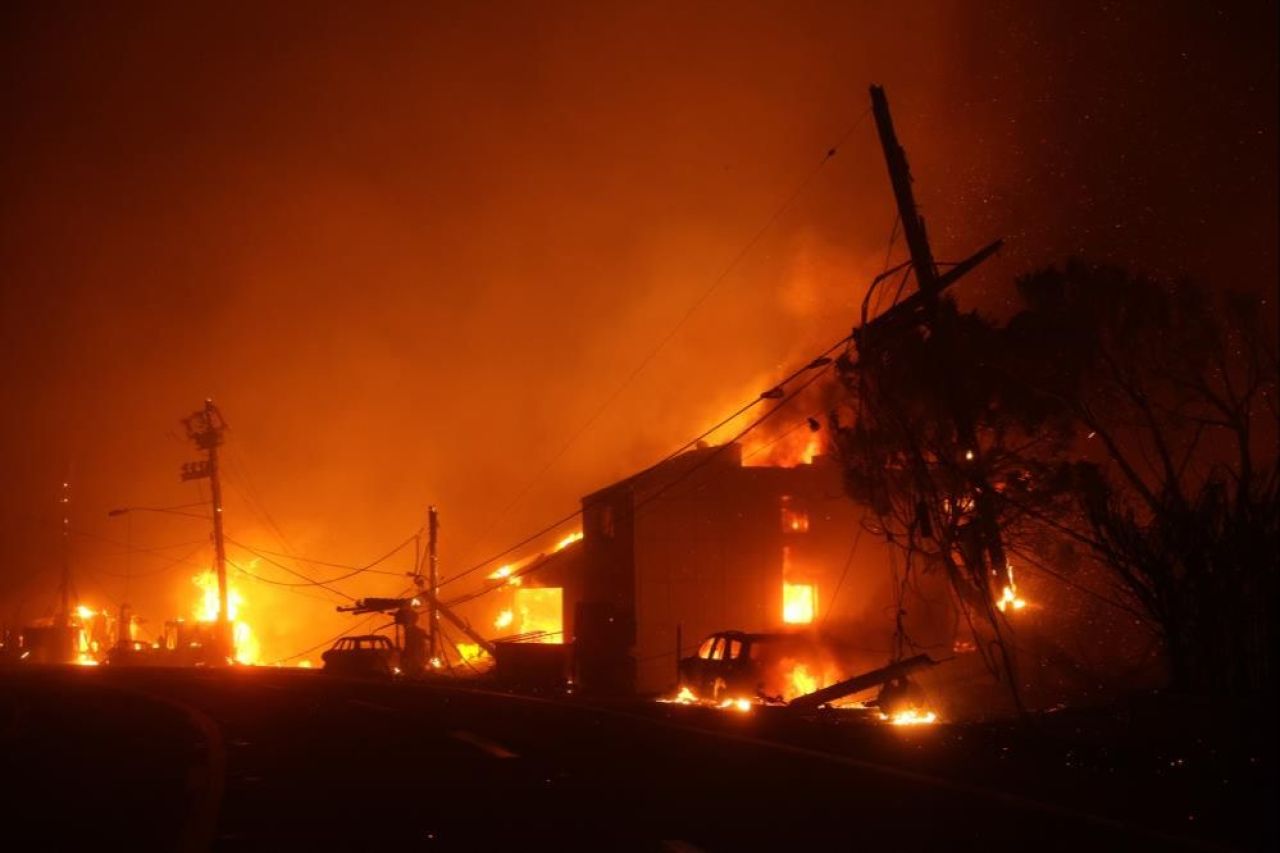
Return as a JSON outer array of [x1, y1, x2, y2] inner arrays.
[[490, 440, 952, 697]]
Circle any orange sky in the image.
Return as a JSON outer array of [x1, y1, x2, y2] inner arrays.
[[1, 1, 1274, 660]]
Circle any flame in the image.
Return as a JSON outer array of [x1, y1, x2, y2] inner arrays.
[[718, 697, 754, 712], [488, 564, 521, 585], [659, 686, 751, 712], [555, 531, 583, 551], [782, 582, 817, 624], [743, 430, 824, 468], [515, 587, 562, 643], [456, 643, 491, 664], [72, 604, 105, 665], [787, 662, 819, 698], [995, 564, 1028, 613], [192, 569, 260, 665], [882, 709, 939, 726], [296, 659, 313, 668], [673, 686, 697, 703], [489, 565, 514, 579], [492, 589, 563, 642]]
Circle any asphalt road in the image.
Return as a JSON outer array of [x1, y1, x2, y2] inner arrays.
[[0, 666, 1224, 851]]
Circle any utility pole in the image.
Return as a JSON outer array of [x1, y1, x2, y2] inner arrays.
[[55, 477, 76, 662], [181, 399, 231, 661], [57, 478, 71, 626], [866, 84, 1011, 599], [427, 506, 440, 661]]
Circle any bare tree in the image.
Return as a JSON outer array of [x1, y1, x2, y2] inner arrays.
[[1010, 261, 1278, 696], [835, 259, 1277, 700]]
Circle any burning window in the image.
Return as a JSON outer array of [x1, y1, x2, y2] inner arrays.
[[780, 497, 810, 533], [782, 583, 817, 624]]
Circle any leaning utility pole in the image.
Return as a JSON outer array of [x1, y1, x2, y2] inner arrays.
[[866, 84, 1011, 599], [181, 399, 231, 660], [427, 506, 440, 661]]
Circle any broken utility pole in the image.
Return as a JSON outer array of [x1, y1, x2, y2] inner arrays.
[[427, 505, 440, 662], [865, 84, 1011, 600]]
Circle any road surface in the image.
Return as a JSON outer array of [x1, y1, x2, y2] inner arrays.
[[0, 666, 1223, 850]]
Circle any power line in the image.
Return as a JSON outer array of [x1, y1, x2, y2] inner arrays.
[[224, 536, 357, 601], [231, 540, 414, 577], [225, 557, 350, 606], [88, 545, 207, 579], [822, 519, 867, 623]]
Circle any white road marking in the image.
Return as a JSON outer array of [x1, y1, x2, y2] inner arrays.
[[449, 729, 519, 759]]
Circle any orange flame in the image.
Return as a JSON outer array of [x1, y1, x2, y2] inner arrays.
[[782, 582, 817, 624], [192, 569, 260, 665], [882, 709, 939, 726], [996, 564, 1028, 613]]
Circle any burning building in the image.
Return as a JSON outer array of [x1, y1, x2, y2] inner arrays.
[[546, 441, 952, 696]]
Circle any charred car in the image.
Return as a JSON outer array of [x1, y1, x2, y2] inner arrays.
[[678, 630, 832, 701], [321, 634, 400, 678], [679, 629, 937, 709]]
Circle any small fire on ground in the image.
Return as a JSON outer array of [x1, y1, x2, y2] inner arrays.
[[657, 685, 755, 713], [996, 564, 1028, 613]]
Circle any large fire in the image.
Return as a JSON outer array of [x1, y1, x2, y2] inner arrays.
[[73, 604, 105, 665], [743, 431, 823, 468], [786, 661, 819, 698], [192, 570, 260, 665], [492, 588, 563, 643], [782, 582, 817, 624]]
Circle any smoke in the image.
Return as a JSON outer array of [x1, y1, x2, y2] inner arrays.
[[2, 2, 1273, 662]]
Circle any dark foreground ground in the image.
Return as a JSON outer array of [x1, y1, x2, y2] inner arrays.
[[1, 666, 1274, 851]]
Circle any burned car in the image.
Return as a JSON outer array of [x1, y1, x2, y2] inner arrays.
[[678, 630, 833, 701], [321, 634, 400, 678], [679, 629, 938, 709]]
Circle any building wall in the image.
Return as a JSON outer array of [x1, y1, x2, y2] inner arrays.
[[576, 443, 917, 695]]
